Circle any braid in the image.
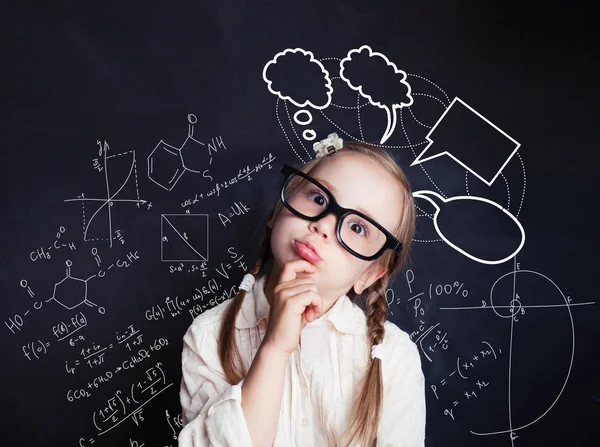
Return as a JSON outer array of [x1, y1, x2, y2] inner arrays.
[[217, 138, 415, 446], [338, 276, 389, 446], [365, 276, 390, 346], [219, 223, 273, 384]]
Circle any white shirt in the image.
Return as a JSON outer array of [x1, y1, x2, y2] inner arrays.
[[178, 273, 426, 446]]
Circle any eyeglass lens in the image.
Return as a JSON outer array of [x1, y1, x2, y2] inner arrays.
[[283, 174, 387, 257]]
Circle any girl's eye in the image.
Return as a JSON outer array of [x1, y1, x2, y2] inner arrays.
[[349, 220, 370, 238], [309, 190, 328, 207]]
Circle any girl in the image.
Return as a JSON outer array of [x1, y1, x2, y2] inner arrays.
[[178, 133, 426, 446]]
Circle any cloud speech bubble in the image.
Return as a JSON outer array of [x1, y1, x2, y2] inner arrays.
[[262, 48, 333, 109], [340, 45, 413, 144]]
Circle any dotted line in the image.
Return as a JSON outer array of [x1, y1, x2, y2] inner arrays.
[[81, 197, 86, 237], [414, 200, 442, 244], [357, 93, 365, 141], [329, 100, 370, 110], [515, 152, 526, 218], [412, 238, 443, 243], [326, 76, 370, 110], [318, 109, 428, 149], [408, 106, 432, 129], [465, 171, 470, 196], [411, 92, 448, 108], [132, 152, 140, 200], [501, 172, 511, 211], [465, 156, 520, 215], [407, 73, 450, 105], [284, 100, 311, 160], [415, 203, 435, 220], [106, 150, 134, 159], [399, 107, 446, 198], [275, 99, 305, 163]]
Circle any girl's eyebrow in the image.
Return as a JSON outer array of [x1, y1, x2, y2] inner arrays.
[[314, 177, 378, 222]]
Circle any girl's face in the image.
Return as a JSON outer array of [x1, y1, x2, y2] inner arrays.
[[267, 152, 405, 305]]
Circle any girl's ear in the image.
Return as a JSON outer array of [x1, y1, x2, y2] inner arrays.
[[353, 266, 386, 294]]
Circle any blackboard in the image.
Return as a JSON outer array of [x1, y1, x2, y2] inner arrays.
[[2, 2, 598, 446]]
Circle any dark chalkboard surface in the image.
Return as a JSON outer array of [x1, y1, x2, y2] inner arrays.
[[2, 2, 598, 446]]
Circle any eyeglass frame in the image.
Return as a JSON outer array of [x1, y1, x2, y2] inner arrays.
[[279, 164, 403, 261]]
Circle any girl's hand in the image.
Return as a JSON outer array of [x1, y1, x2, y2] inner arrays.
[[262, 259, 323, 356]]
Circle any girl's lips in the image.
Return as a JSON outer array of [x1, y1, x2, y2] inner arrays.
[[293, 241, 323, 264]]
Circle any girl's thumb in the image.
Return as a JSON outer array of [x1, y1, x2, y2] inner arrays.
[[304, 307, 315, 323]]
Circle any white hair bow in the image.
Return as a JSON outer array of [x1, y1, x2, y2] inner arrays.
[[239, 273, 255, 292], [371, 344, 384, 360], [313, 133, 344, 158]]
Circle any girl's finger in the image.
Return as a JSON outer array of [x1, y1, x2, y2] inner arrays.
[[277, 260, 318, 284]]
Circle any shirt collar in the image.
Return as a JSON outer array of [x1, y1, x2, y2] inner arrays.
[[234, 273, 365, 335]]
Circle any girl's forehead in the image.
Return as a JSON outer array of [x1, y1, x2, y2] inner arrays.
[[312, 154, 394, 194], [311, 156, 402, 227]]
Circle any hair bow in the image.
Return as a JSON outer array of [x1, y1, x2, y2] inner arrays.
[[371, 344, 384, 360], [313, 133, 344, 158]]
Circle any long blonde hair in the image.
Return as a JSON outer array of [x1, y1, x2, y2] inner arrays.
[[218, 140, 416, 446]]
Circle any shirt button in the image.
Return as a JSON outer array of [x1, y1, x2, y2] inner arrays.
[[301, 418, 308, 428]]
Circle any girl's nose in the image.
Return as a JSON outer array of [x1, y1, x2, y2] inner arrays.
[[312, 212, 338, 239]]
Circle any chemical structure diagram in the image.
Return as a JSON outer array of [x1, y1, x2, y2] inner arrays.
[[147, 113, 225, 191], [46, 250, 140, 313], [6, 249, 140, 334], [46, 258, 102, 313], [64, 140, 149, 248]]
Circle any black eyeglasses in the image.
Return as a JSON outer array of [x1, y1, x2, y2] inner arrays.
[[279, 164, 402, 261]]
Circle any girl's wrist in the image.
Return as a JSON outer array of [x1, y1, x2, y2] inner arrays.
[[260, 339, 292, 362]]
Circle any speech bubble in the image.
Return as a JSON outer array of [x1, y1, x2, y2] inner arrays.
[[340, 45, 413, 144], [412, 190, 525, 264], [411, 97, 521, 186], [263, 48, 333, 109]]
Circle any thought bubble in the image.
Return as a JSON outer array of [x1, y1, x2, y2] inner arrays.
[[340, 45, 413, 144], [262, 48, 333, 109]]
